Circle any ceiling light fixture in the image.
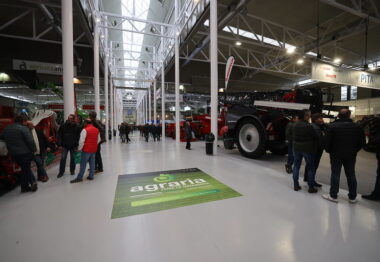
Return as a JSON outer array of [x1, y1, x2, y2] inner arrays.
[[235, 41, 242, 46], [219, 88, 224, 92], [179, 85, 184, 90], [286, 46, 296, 54], [333, 58, 341, 64], [296, 59, 304, 65]]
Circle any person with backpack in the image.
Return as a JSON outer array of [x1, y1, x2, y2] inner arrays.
[[89, 111, 105, 173]]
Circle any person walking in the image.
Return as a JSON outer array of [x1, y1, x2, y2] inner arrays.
[[144, 123, 150, 142], [323, 109, 365, 203], [119, 123, 126, 143], [285, 115, 298, 174], [303, 113, 325, 187], [185, 120, 193, 150], [71, 119, 100, 183], [26, 121, 49, 182], [362, 134, 380, 201], [89, 111, 105, 173], [292, 109, 318, 193], [57, 114, 81, 178], [2, 115, 38, 192], [125, 123, 131, 143]]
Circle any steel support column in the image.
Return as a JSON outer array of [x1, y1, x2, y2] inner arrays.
[[94, 19, 100, 117], [175, 0, 180, 143], [210, 0, 218, 155], [153, 80, 157, 124], [61, 0, 75, 120], [148, 86, 151, 124], [104, 30, 109, 141], [110, 79, 114, 138], [161, 64, 165, 141]]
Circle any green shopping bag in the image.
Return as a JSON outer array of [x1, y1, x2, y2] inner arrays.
[[74, 151, 81, 164], [45, 152, 55, 166]]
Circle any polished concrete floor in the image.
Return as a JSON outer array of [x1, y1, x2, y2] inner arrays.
[[0, 134, 379, 262]]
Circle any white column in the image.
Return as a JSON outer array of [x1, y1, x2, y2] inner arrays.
[[94, 18, 100, 117], [145, 93, 148, 124], [113, 88, 117, 131], [104, 32, 109, 141], [148, 86, 151, 124], [161, 64, 165, 141], [62, 0, 75, 120], [210, 0, 218, 155], [153, 80, 157, 124], [110, 79, 114, 137], [174, 0, 180, 143]]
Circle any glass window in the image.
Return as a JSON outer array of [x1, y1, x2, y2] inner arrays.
[[341, 86, 348, 101], [350, 86, 357, 100]]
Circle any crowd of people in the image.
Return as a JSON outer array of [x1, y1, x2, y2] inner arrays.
[[285, 108, 380, 202], [138, 124, 162, 142], [1, 111, 106, 192]]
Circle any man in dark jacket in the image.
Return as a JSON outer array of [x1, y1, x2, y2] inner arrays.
[[323, 109, 365, 203], [57, 114, 81, 178], [362, 135, 380, 201], [144, 123, 150, 142], [292, 109, 318, 193], [285, 115, 298, 174], [89, 111, 105, 173], [303, 113, 325, 187], [119, 123, 126, 143], [3, 115, 38, 192], [185, 120, 193, 150], [125, 123, 131, 143]]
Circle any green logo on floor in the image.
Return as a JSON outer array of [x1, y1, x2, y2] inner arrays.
[[111, 168, 242, 218]]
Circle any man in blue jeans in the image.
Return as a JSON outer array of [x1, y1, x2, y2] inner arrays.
[[57, 114, 81, 178], [71, 119, 100, 183], [285, 115, 298, 174], [323, 109, 365, 203], [292, 109, 318, 193]]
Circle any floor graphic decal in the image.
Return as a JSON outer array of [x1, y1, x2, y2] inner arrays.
[[111, 168, 242, 218]]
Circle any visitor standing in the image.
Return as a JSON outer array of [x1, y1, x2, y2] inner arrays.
[[323, 109, 365, 203], [185, 120, 193, 150], [125, 123, 131, 143], [26, 121, 49, 182], [57, 114, 81, 178], [303, 113, 325, 187], [119, 123, 126, 143], [71, 119, 100, 183], [292, 109, 318, 193], [89, 111, 105, 173], [285, 115, 298, 174], [144, 123, 150, 142], [362, 134, 380, 201], [2, 115, 38, 192]]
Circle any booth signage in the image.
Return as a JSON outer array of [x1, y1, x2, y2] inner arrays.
[[165, 94, 183, 103], [225, 56, 235, 89], [311, 61, 380, 90], [13, 59, 77, 76], [82, 105, 105, 110], [111, 168, 242, 218]]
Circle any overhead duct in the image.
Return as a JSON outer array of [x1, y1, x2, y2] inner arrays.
[[182, 0, 251, 67]]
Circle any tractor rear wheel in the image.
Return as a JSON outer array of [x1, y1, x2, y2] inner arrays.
[[236, 118, 267, 159]]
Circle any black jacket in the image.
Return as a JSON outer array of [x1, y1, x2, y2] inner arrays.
[[185, 124, 192, 140], [2, 123, 37, 156], [312, 123, 325, 151], [57, 121, 81, 149], [325, 119, 365, 158], [292, 120, 318, 153], [285, 121, 295, 142], [92, 119, 106, 143]]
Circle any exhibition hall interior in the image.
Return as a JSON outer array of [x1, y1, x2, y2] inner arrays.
[[1, 0, 380, 261]]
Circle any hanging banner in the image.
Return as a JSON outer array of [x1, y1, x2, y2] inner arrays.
[[13, 59, 77, 76], [311, 61, 380, 90], [225, 56, 235, 89]]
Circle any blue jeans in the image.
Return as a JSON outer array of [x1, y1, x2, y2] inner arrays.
[[59, 147, 76, 174], [287, 142, 294, 166], [76, 152, 96, 180], [293, 151, 316, 188], [34, 154, 48, 178]]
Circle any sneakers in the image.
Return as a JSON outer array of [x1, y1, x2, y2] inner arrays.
[[308, 187, 318, 194], [322, 194, 338, 203], [285, 164, 292, 174], [294, 185, 301, 191], [57, 173, 64, 178], [362, 194, 380, 201], [348, 198, 358, 204], [70, 178, 83, 184]]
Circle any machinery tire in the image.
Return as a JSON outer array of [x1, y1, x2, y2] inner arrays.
[[268, 142, 288, 155], [236, 118, 267, 159]]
